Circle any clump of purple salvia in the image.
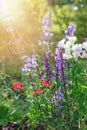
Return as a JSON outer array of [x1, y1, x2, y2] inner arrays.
[[55, 48, 66, 87], [44, 51, 51, 82], [65, 24, 76, 37], [52, 55, 59, 81], [59, 49, 66, 87]]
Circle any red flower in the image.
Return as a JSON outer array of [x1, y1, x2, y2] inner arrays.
[[35, 89, 43, 95], [43, 80, 52, 87], [13, 83, 24, 90]]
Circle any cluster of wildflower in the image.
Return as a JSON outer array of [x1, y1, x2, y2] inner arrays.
[[35, 89, 43, 95], [38, 13, 54, 46], [43, 80, 52, 87], [57, 24, 87, 59], [13, 83, 24, 90], [22, 55, 38, 72], [52, 87, 64, 109]]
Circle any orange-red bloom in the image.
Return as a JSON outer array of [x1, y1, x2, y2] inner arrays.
[[35, 89, 43, 95], [43, 80, 52, 87], [13, 83, 24, 90]]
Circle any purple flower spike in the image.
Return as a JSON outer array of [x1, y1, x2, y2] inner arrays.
[[59, 49, 66, 87], [44, 51, 51, 82], [52, 55, 59, 81], [56, 48, 66, 87]]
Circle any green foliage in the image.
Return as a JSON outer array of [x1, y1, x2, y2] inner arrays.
[[0, 105, 9, 126], [47, 0, 87, 43]]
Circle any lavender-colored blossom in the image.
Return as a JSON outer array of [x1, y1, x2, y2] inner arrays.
[[84, 38, 87, 42], [38, 14, 54, 46], [22, 55, 37, 72], [43, 13, 53, 29], [44, 52, 51, 82], [50, 42, 54, 46], [65, 24, 76, 37], [25, 57, 31, 63], [59, 104, 63, 110], [52, 88, 64, 105]]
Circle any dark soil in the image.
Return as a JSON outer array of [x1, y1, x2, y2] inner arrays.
[[0, 123, 45, 130]]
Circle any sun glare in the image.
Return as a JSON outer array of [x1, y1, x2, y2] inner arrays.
[[0, 0, 21, 17]]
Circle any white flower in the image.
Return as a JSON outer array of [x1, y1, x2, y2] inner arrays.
[[64, 41, 71, 49], [81, 50, 87, 58], [72, 51, 80, 59], [58, 39, 66, 49], [72, 44, 82, 52], [63, 48, 72, 59], [72, 44, 82, 59], [82, 42, 87, 51], [68, 36, 77, 45], [63, 53, 72, 59]]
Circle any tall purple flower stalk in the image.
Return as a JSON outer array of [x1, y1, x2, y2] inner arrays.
[[59, 49, 66, 87], [52, 55, 59, 81], [56, 48, 66, 87], [44, 51, 51, 82]]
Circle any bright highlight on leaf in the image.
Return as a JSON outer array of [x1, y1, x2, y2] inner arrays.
[[81, 86, 87, 89]]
